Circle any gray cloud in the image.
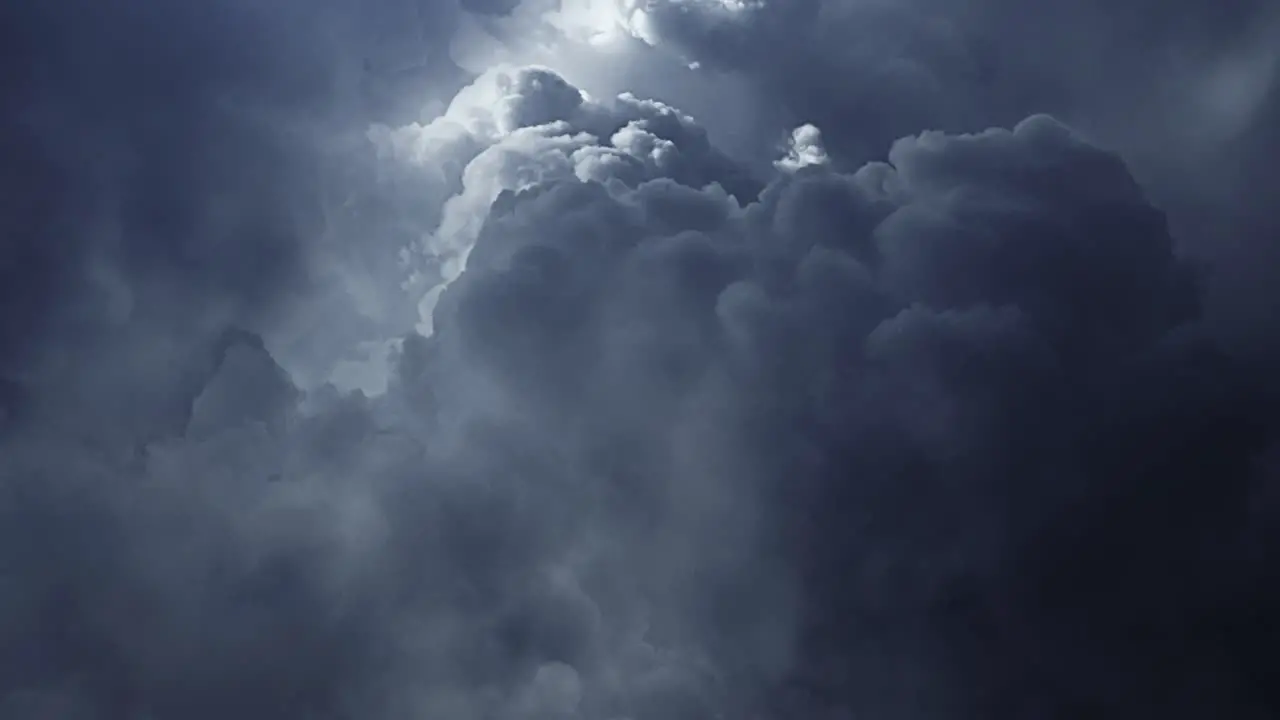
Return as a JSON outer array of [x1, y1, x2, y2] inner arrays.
[[604, 0, 1280, 361], [432, 106, 1276, 715], [2, 2, 1279, 720]]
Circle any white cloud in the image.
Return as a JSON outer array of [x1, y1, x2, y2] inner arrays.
[[775, 123, 829, 172]]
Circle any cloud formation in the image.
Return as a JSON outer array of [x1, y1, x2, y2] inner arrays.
[[2, 1, 1278, 719]]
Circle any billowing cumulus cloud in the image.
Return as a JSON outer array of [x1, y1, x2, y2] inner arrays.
[[571, 0, 1280, 358], [368, 64, 755, 334], [1, 2, 1278, 720]]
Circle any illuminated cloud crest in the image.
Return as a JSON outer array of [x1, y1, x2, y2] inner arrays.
[[1, 1, 1279, 719], [367, 64, 755, 332], [775, 124, 829, 172]]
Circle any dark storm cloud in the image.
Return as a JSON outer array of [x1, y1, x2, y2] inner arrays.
[[3, 2, 1280, 720], [624, 0, 1279, 164], [0, 0, 341, 382], [433, 107, 1280, 716], [623, 0, 1280, 377], [0, 0, 493, 393]]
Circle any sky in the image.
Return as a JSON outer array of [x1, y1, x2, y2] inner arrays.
[[1, 0, 1278, 718]]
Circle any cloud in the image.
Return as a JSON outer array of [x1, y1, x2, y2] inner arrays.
[[2, 2, 1279, 720], [412, 92, 1278, 716], [369, 64, 756, 333], [614, 0, 1280, 152], [775, 124, 829, 173], [581, 0, 1280, 362]]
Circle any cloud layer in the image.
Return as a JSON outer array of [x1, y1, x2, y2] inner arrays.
[[2, 1, 1278, 719]]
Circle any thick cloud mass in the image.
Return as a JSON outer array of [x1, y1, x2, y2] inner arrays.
[[3, 1, 1279, 719]]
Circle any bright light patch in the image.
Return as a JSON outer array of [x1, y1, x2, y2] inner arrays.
[[776, 123, 829, 172], [546, 0, 763, 50], [549, 0, 632, 47]]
